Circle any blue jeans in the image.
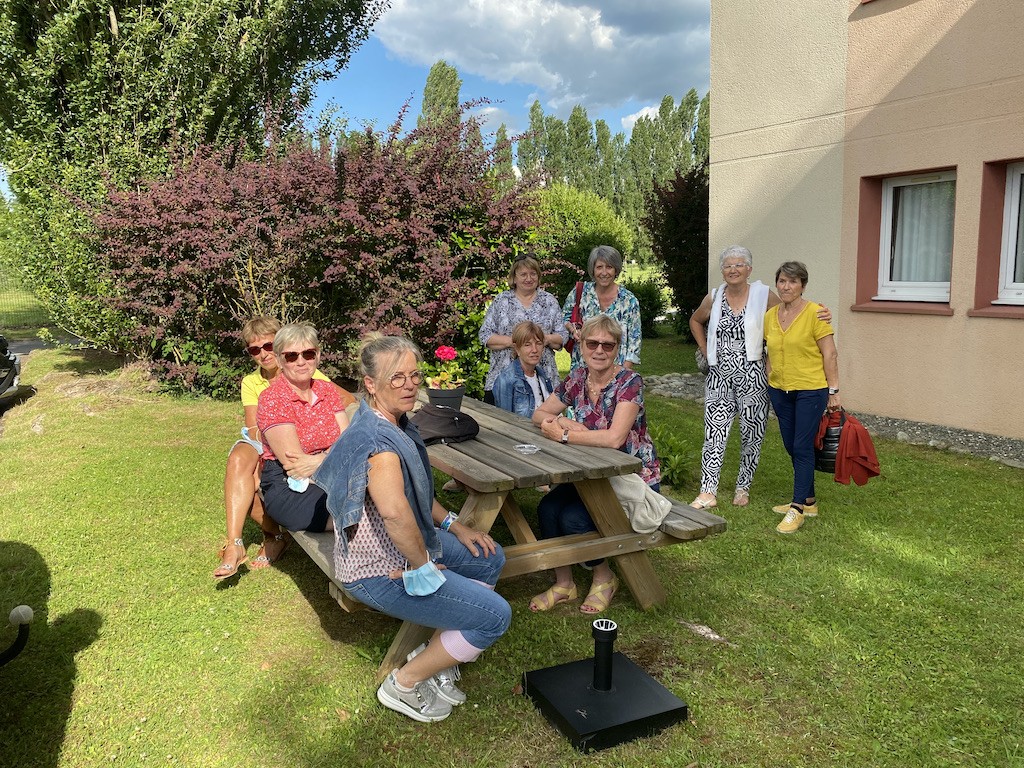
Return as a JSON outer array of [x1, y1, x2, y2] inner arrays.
[[768, 387, 828, 507], [343, 530, 510, 655], [538, 480, 660, 566]]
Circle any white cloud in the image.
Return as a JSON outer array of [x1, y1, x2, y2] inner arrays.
[[373, 0, 709, 118], [621, 105, 660, 134]]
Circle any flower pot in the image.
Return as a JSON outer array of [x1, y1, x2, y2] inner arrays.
[[427, 385, 465, 411]]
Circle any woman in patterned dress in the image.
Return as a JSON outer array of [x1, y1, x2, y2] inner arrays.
[[688, 246, 829, 510], [479, 254, 566, 405], [562, 245, 642, 372], [530, 314, 660, 615]]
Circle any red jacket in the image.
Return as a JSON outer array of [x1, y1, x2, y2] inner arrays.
[[816, 411, 881, 486]]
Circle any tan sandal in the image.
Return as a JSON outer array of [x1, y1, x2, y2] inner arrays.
[[689, 496, 717, 510], [580, 575, 618, 614], [529, 583, 578, 612], [214, 538, 248, 581], [250, 531, 289, 569], [732, 488, 750, 506]]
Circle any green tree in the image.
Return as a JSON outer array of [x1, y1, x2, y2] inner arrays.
[[531, 184, 634, 301], [542, 115, 568, 185], [0, 0, 383, 346], [565, 105, 596, 192], [493, 124, 515, 192], [594, 119, 615, 201], [418, 60, 462, 128], [516, 99, 546, 177], [694, 93, 711, 167]]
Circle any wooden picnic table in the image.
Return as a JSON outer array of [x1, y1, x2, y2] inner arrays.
[[290, 394, 726, 681]]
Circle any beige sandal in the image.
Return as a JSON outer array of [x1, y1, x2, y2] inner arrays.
[[689, 496, 718, 510], [529, 583, 578, 612], [732, 488, 750, 506], [214, 538, 248, 581]]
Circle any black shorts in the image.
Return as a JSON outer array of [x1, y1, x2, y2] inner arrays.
[[260, 459, 331, 532]]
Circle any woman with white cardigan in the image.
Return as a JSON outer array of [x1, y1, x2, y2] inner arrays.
[[688, 246, 829, 509]]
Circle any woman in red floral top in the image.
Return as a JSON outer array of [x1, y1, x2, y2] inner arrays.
[[256, 324, 351, 533], [530, 314, 660, 615]]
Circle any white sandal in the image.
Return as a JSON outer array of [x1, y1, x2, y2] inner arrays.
[[689, 496, 718, 510]]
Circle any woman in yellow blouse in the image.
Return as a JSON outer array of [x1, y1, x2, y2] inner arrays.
[[764, 262, 840, 534]]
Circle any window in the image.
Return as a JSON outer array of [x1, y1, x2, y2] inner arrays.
[[996, 162, 1024, 304], [876, 171, 956, 302]]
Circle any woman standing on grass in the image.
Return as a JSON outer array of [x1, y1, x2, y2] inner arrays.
[[688, 246, 830, 512], [764, 261, 840, 534], [562, 245, 642, 372], [479, 254, 565, 405], [314, 334, 509, 723]]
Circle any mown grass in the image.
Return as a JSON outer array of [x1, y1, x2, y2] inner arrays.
[[1, 348, 1022, 768], [0, 282, 49, 329]]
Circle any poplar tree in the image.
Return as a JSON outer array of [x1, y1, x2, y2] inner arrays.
[[419, 60, 462, 128], [565, 105, 597, 192]]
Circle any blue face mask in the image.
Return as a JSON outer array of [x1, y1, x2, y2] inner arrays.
[[287, 476, 310, 493], [402, 559, 447, 596]]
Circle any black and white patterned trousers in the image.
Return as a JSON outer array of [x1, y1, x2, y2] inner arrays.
[[699, 361, 769, 495]]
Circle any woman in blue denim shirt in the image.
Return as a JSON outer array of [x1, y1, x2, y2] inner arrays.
[[492, 321, 556, 420], [313, 334, 510, 723]]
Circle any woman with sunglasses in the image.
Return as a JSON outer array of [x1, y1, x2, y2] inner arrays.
[[313, 334, 509, 722], [530, 314, 660, 614], [255, 324, 352, 534], [214, 317, 350, 579], [479, 253, 566, 405]]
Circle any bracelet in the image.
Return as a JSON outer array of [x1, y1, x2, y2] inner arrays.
[[440, 511, 458, 532]]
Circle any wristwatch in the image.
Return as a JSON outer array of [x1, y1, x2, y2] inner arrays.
[[560, 429, 570, 444], [828, 387, 840, 395]]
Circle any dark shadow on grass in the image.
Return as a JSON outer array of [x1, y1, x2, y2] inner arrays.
[[48, 348, 124, 376], [0, 541, 102, 768]]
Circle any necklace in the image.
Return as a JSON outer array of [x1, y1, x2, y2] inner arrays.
[[587, 368, 618, 400]]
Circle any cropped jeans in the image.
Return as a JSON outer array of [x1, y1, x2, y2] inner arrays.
[[343, 529, 511, 661], [768, 386, 828, 507]]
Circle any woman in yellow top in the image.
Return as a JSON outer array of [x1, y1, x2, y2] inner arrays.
[[764, 262, 840, 534]]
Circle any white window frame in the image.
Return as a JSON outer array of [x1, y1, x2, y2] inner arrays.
[[995, 161, 1024, 305], [875, 170, 956, 302]]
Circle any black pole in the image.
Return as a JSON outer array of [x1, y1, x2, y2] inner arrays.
[[591, 618, 618, 692]]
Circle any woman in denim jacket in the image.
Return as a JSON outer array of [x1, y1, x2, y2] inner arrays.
[[313, 334, 510, 723], [492, 321, 557, 420]]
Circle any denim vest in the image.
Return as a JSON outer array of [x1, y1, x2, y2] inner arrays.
[[492, 359, 556, 420], [313, 400, 441, 560]]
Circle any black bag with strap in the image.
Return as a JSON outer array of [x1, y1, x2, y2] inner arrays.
[[814, 409, 846, 473], [410, 403, 480, 445]]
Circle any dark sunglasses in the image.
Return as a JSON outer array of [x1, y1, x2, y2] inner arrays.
[[584, 339, 618, 352], [281, 348, 317, 363], [246, 341, 274, 356]]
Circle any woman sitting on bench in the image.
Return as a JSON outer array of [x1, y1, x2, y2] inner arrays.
[[313, 334, 510, 723], [214, 317, 347, 580], [531, 314, 661, 614], [256, 324, 351, 534]]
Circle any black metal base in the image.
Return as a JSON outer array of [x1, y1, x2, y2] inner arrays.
[[522, 652, 688, 753]]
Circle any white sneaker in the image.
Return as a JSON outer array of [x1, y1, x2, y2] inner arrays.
[[377, 670, 452, 722], [407, 642, 467, 705]]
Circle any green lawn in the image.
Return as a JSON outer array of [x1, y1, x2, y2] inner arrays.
[[1, 347, 1022, 768], [0, 282, 49, 329]]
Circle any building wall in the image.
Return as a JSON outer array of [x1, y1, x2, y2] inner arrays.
[[710, 0, 1024, 439], [709, 1, 848, 313]]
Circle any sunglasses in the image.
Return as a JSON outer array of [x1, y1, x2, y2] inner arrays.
[[584, 339, 618, 352], [246, 341, 274, 356], [281, 348, 317, 363]]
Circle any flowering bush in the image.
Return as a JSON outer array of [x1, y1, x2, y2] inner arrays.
[[420, 345, 466, 389]]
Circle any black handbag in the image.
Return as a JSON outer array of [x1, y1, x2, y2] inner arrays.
[[814, 409, 845, 473], [410, 403, 479, 445]]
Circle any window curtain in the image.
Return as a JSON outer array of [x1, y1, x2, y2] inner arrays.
[[889, 180, 955, 282], [1014, 174, 1024, 283]]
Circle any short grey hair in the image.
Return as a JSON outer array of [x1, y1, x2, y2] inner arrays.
[[580, 314, 623, 346], [718, 245, 753, 270], [273, 323, 319, 354], [587, 245, 623, 280]]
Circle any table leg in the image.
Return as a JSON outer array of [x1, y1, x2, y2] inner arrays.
[[456, 490, 507, 533], [574, 477, 667, 610]]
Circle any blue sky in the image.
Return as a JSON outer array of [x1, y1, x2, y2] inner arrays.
[[310, 0, 710, 140]]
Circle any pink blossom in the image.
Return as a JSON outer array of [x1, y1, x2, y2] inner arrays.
[[435, 346, 457, 362]]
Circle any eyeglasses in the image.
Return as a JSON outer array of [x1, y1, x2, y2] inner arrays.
[[246, 342, 274, 356], [281, 348, 317, 363], [389, 371, 423, 388], [722, 263, 750, 272], [513, 253, 532, 262], [584, 339, 618, 352]]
